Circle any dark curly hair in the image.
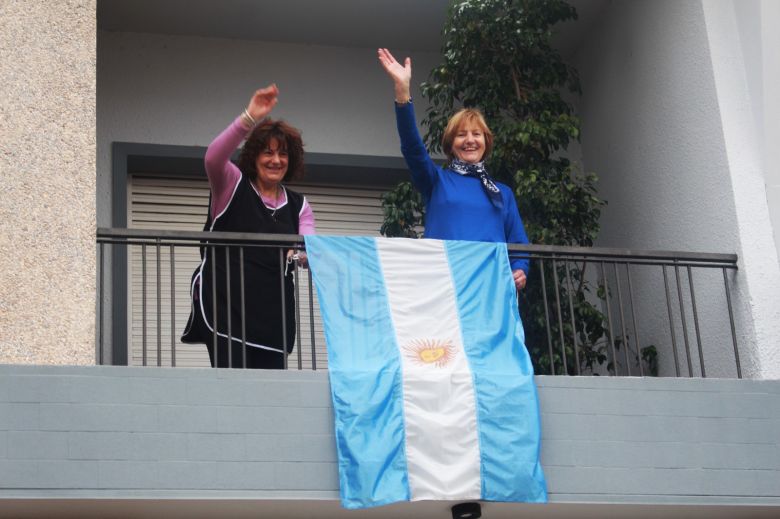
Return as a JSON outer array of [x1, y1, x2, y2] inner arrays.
[[237, 119, 305, 183]]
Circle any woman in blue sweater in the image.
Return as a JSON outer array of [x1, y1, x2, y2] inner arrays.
[[378, 48, 530, 290]]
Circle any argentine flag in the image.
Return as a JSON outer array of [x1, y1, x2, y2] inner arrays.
[[305, 236, 547, 509]]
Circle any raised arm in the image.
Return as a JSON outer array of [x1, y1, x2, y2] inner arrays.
[[377, 48, 438, 199], [204, 84, 280, 218]]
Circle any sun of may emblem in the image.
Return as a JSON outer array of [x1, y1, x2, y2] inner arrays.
[[403, 338, 456, 368]]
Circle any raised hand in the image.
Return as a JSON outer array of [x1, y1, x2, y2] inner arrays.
[[246, 84, 279, 122], [377, 48, 412, 102]]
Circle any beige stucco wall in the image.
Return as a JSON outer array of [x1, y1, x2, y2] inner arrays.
[[0, 0, 96, 364]]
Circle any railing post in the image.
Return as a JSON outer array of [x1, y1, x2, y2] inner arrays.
[[294, 257, 303, 371], [142, 243, 147, 367], [156, 239, 162, 367], [662, 265, 681, 377], [625, 263, 643, 376], [613, 263, 630, 376], [279, 247, 288, 370], [551, 258, 568, 375], [600, 262, 617, 376], [687, 265, 705, 378], [564, 260, 581, 375], [240, 247, 247, 368], [98, 242, 105, 365], [170, 245, 176, 367], [539, 259, 555, 375], [308, 266, 317, 371], [225, 247, 233, 368], [211, 245, 218, 367], [722, 268, 742, 378], [674, 261, 693, 377]]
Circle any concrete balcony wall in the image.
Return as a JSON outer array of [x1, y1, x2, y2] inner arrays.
[[0, 365, 778, 518]]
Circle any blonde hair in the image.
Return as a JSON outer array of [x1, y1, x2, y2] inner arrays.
[[441, 108, 494, 161]]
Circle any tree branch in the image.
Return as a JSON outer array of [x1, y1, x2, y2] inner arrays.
[[511, 67, 524, 101]]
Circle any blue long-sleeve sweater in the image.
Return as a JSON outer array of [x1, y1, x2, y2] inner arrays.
[[395, 102, 530, 274]]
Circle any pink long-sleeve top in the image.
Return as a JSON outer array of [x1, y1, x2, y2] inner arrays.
[[203, 117, 316, 234]]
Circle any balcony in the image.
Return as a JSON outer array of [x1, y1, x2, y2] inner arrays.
[[0, 230, 777, 518]]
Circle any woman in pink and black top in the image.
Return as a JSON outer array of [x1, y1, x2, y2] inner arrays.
[[182, 84, 316, 369]]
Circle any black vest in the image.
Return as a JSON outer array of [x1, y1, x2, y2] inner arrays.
[[182, 175, 303, 361]]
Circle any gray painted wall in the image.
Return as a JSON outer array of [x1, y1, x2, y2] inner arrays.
[[735, 0, 780, 266], [761, 0, 780, 264], [703, 0, 780, 379], [573, 0, 780, 378], [97, 31, 441, 228], [1, 364, 778, 511]]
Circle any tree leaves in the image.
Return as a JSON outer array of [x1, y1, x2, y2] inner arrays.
[[380, 182, 424, 238]]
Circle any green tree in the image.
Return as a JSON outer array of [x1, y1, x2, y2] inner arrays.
[[381, 0, 627, 375]]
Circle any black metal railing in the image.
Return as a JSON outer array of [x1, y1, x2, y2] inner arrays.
[[510, 244, 740, 378], [98, 228, 319, 370], [97, 228, 740, 377]]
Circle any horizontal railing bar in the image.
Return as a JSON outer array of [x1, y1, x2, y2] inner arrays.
[[98, 227, 303, 245], [98, 239, 294, 250], [508, 244, 737, 264], [98, 227, 738, 266], [509, 255, 738, 270]]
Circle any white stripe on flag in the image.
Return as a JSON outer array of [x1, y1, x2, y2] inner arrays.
[[376, 239, 481, 501]]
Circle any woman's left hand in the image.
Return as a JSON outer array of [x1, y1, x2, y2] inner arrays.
[[287, 249, 308, 269], [246, 84, 279, 122], [513, 269, 527, 291], [377, 48, 412, 103]]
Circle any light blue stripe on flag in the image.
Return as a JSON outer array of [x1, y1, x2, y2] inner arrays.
[[445, 240, 547, 502], [305, 236, 409, 509]]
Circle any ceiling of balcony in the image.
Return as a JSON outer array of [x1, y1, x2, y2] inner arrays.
[[98, 0, 608, 57]]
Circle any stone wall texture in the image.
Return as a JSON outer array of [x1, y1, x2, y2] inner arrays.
[[0, 0, 96, 364]]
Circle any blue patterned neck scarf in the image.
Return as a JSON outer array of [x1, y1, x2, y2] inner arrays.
[[449, 159, 503, 209]]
